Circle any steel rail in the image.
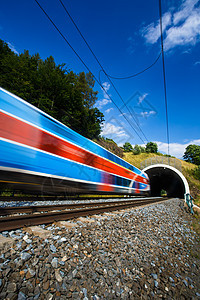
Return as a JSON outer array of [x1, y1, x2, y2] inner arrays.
[[0, 197, 163, 216], [0, 198, 166, 231], [0, 195, 144, 202]]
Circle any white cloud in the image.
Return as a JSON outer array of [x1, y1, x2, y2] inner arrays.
[[101, 122, 128, 138], [142, 12, 172, 44], [173, 0, 199, 25], [96, 82, 112, 109], [155, 139, 200, 158], [102, 82, 110, 94], [164, 10, 200, 51], [138, 93, 148, 104], [96, 98, 111, 108], [105, 108, 114, 114], [140, 110, 156, 118], [7, 42, 19, 55], [142, 0, 200, 51]]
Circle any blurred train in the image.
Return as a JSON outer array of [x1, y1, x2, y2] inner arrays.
[[0, 87, 150, 196]]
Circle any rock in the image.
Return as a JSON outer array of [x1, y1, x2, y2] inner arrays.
[[55, 221, 78, 229], [83, 288, 87, 296], [7, 282, 17, 293], [61, 256, 68, 262], [21, 252, 31, 261], [55, 270, 62, 282], [151, 273, 158, 280], [18, 292, 26, 300], [24, 226, 51, 239], [50, 245, 57, 253], [0, 235, 14, 251], [183, 279, 188, 287], [76, 217, 95, 224], [26, 268, 35, 279], [7, 292, 18, 300], [52, 235, 60, 240], [46, 294, 53, 300], [60, 237, 67, 242], [51, 257, 58, 268], [43, 281, 50, 290], [72, 269, 77, 278]]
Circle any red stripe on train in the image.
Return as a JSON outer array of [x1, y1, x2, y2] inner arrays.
[[0, 112, 146, 184]]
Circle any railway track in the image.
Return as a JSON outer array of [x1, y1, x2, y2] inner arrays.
[[0, 195, 145, 202], [0, 197, 166, 231]]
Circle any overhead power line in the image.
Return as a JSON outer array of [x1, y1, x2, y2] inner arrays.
[[34, 0, 146, 143], [58, 0, 148, 142], [105, 52, 161, 80], [159, 0, 170, 156]]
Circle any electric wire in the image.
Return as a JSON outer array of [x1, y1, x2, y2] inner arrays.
[[105, 52, 161, 80], [159, 0, 170, 156], [34, 0, 146, 143], [58, 0, 148, 142]]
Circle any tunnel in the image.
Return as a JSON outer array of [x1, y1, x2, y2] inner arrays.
[[143, 164, 190, 198]]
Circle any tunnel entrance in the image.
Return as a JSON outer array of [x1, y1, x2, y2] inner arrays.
[[143, 164, 189, 199]]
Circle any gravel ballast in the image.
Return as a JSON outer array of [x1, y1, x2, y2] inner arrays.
[[0, 198, 199, 299]]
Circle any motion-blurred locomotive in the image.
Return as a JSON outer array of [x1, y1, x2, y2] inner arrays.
[[0, 87, 150, 195]]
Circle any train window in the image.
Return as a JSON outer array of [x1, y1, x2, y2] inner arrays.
[[123, 178, 129, 187], [116, 176, 122, 186]]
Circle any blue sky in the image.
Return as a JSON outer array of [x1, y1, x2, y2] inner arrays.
[[0, 0, 200, 158]]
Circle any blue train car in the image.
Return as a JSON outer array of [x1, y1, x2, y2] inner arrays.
[[0, 87, 150, 195]]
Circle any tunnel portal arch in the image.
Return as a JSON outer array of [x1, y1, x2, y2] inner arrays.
[[143, 164, 189, 198]]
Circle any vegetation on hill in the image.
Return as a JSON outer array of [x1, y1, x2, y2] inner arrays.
[[123, 152, 160, 169], [0, 39, 104, 139], [182, 167, 200, 207], [94, 137, 124, 158], [183, 144, 200, 165], [123, 142, 159, 155]]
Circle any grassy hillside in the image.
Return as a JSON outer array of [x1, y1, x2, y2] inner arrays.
[[124, 152, 200, 206], [94, 138, 124, 158]]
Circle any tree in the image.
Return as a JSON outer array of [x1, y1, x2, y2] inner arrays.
[[132, 144, 146, 155], [132, 144, 141, 155], [0, 39, 104, 140], [183, 144, 200, 165], [146, 142, 158, 153], [133, 144, 146, 155], [123, 142, 133, 152]]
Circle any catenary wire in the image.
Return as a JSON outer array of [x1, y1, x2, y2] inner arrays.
[[58, 0, 148, 142], [34, 0, 146, 143], [105, 52, 161, 80], [159, 0, 170, 156]]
